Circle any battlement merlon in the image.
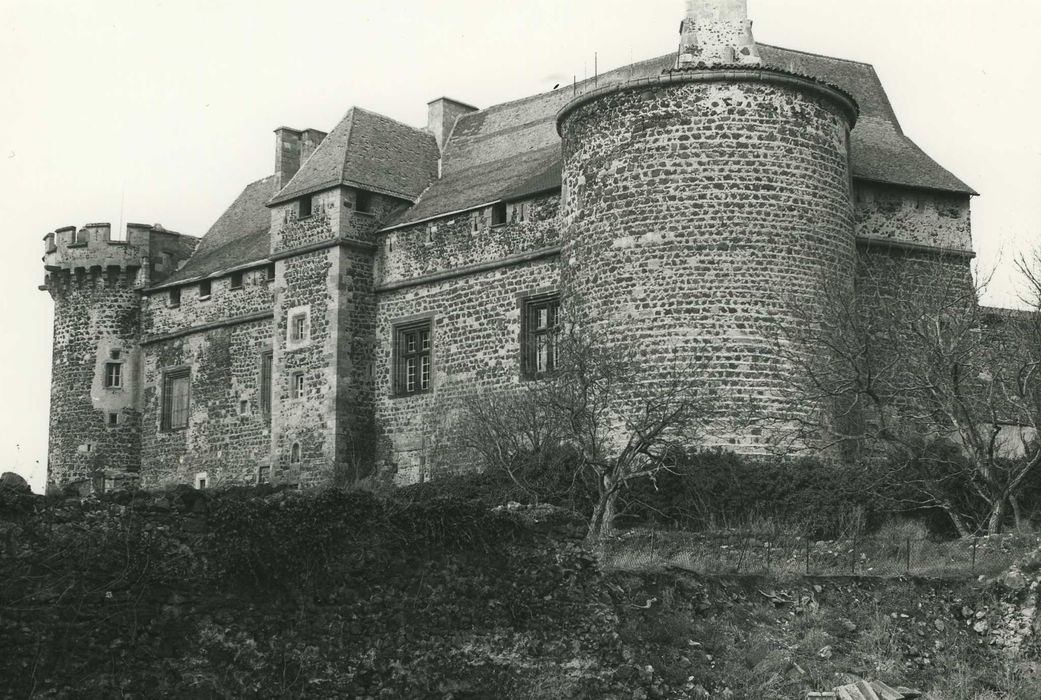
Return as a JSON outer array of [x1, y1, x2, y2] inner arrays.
[[40, 222, 199, 291]]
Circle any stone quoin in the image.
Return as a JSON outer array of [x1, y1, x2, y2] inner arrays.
[[40, 1, 986, 490]]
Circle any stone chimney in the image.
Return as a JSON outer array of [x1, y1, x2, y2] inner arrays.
[[274, 127, 327, 189], [676, 0, 762, 69], [427, 97, 478, 153]]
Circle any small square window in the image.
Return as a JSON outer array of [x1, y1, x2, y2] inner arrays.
[[491, 202, 508, 227], [356, 190, 373, 214], [230, 272, 243, 289], [394, 320, 433, 396], [195, 472, 208, 490], [291, 372, 306, 399], [299, 195, 313, 219], [104, 362, 123, 389], [199, 280, 212, 300], [169, 288, 181, 307]]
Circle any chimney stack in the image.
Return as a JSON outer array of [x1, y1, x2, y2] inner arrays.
[[274, 127, 327, 189], [427, 97, 479, 153], [676, 0, 762, 69]]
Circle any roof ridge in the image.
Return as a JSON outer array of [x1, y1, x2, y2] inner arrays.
[[351, 105, 432, 137], [759, 42, 875, 68]]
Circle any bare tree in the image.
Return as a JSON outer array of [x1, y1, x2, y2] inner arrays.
[[782, 251, 1041, 535], [453, 306, 723, 542]]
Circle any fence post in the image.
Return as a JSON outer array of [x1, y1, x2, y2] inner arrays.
[[906, 537, 911, 575], [971, 539, 977, 575], [805, 537, 810, 576], [851, 534, 857, 575]]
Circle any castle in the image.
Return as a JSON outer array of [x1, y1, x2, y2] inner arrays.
[[41, 1, 982, 491]]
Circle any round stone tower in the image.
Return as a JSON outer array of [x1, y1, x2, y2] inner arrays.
[[41, 223, 158, 491], [556, 0, 859, 451]]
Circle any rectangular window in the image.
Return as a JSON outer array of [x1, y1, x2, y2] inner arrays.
[[260, 351, 273, 418], [265, 263, 276, 283], [199, 279, 211, 300], [522, 294, 560, 378], [162, 368, 191, 431], [394, 320, 432, 396], [299, 195, 313, 218], [104, 362, 123, 388], [169, 287, 181, 307], [290, 313, 307, 342], [108, 412, 119, 426], [230, 271, 243, 289], [491, 202, 508, 227], [356, 189, 373, 214], [291, 371, 305, 399]]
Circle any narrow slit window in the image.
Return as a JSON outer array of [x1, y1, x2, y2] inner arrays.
[[260, 351, 273, 418]]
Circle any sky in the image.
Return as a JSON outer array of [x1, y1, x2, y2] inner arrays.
[[0, 0, 1038, 492]]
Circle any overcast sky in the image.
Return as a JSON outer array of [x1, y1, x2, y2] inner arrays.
[[1, 0, 1038, 491]]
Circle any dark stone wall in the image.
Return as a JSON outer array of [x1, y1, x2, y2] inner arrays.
[[139, 319, 273, 488], [47, 268, 142, 487], [558, 76, 857, 452], [374, 260, 560, 484]]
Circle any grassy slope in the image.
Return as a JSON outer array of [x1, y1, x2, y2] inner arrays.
[[0, 488, 1037, 699]]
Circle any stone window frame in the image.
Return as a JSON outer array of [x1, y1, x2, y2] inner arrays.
[[259, 349, 273, 420], [286, 305, 312, 350], [195, 472, 208, 490], [391, 313, 435, 398], [290, 371, 306, 400], [510, 200, 531, 224], [519, 290, 561, 380], [491, 202, 508, 228], [104, 361, 124, 389], [160, 366, 191, 432]]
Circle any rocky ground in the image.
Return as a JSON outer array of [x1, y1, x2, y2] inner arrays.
[[0, 485, 1038, 699]]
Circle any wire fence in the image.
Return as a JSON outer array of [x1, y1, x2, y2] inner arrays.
[[603, 529, 1037, 579]]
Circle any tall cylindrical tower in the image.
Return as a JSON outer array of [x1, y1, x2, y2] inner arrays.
[[556, 1, 859, 452], [41, 223, 152, 490]]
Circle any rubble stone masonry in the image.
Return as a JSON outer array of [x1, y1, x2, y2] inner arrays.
[[557, 71, 858, 451]]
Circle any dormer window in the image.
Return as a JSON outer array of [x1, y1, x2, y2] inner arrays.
[[356, 190, 373, 214], [491, 202, 508, 227], [199, 280, 211, 300], [298, 195, 313, 219]]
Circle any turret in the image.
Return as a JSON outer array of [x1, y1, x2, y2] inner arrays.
[[556, 0, 859, 452], [41, 222, 196, 492]]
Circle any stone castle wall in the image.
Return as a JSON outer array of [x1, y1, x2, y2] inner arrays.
[[47, 268, 143, 486], [557, 73, 858, 452], [138, 267, 275, 488]]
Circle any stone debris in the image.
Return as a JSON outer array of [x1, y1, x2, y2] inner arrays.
[[808, 679, 921, 699]]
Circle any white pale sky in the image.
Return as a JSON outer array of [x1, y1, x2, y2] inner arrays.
[[1, 0, 1038, 491]]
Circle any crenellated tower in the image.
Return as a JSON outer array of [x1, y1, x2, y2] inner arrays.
[[556, 0, 860, 452], [40, 222, 196, 491]]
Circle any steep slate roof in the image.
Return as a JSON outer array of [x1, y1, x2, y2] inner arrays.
[[269, 107, 439, 205], [152, 175, 276, 289], [386, 44, 975, 228]]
